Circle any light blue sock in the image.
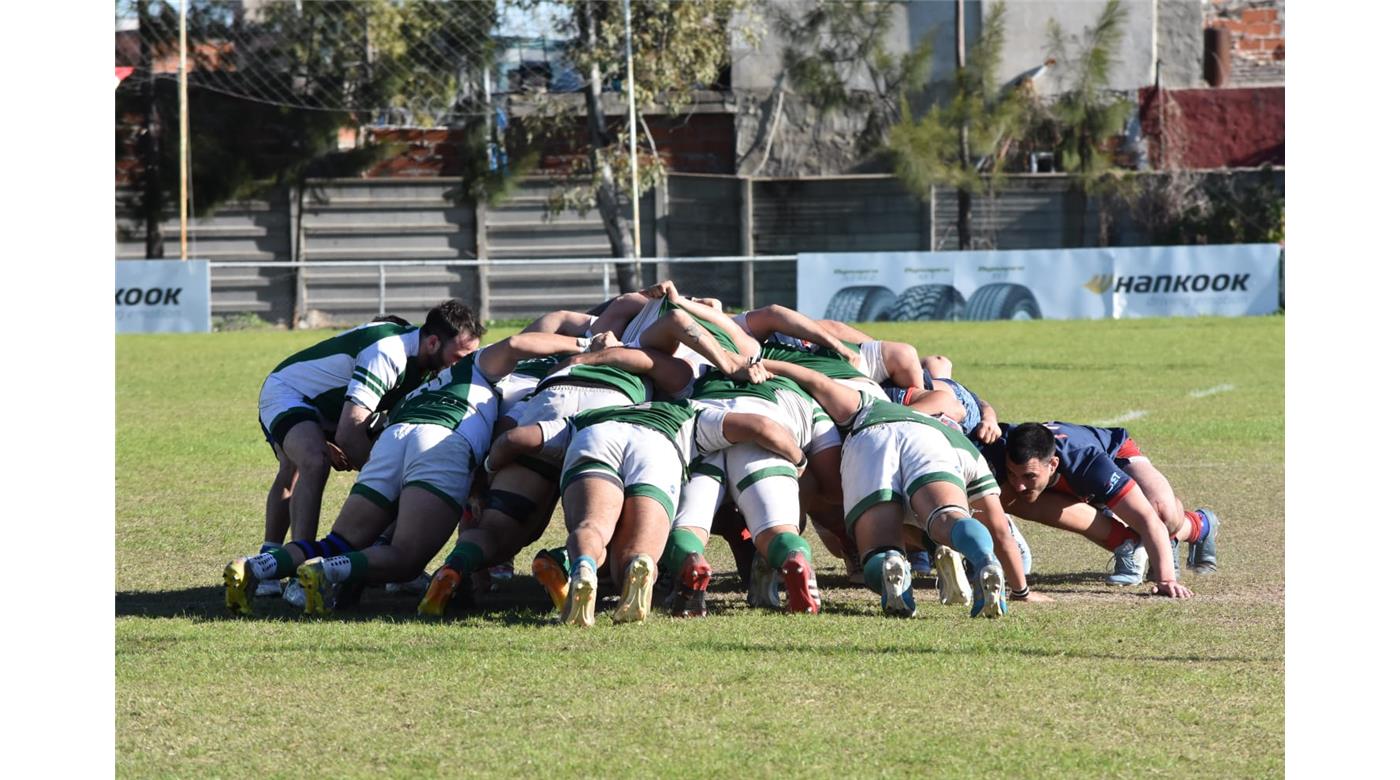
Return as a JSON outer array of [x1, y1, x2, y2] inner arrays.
[[862, 549, 900, 594], [571, 555, 597, 578], [949, 518, 996, 571]]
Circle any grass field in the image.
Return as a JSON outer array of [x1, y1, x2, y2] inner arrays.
[[116, 316, 1283, 778]]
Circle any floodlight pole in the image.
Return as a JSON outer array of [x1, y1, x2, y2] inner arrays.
[[179, 0, 190, 260], [623, 0, 642, 281]]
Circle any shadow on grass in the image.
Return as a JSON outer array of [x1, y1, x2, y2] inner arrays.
[[691, 640, 1280, 665]]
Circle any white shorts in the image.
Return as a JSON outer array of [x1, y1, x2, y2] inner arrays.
[[508, 383, 634, 428], [351, 422, 475, 513], [841, 422, 967, 533], [495, 373, 542, 421], [673, 443, 801, 536], [560, 421, 685, 521], [258, 375, 331, 444], [858, 341, 889, 384]]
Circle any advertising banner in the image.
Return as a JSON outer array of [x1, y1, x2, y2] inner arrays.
[[797, 245, 1280, 322], [115, 260, 211, 333]]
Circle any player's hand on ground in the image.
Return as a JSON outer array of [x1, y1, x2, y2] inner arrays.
[[973, 420, 1000, 445], [326, 441, 351, 471], [1151, 579, 1193, 599]]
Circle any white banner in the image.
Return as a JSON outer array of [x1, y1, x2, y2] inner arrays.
[[796, 245, 1281, 322], [115, 260, 211, 333]]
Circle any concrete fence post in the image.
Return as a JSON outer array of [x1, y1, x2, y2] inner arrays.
[[740, 177, 755, 311], [474, 198, 491, 321]]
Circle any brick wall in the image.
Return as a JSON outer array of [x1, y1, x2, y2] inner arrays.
[[1139, 86, 1284, 169], [1204, 0, 1285, 86]]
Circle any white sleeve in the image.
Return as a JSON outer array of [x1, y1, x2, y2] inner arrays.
[[692, 407, 733, 455], [731, 311, 752, 336], [536, 418, 573, 461], [345, 339, 407, 410]]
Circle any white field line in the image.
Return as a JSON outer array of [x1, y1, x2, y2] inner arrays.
[[1188, 383, 1236, 399], [1092, 410, 1147, 427]]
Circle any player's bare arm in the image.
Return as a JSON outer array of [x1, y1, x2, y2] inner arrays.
[[760, 359, 863, 425], [720, 413, 806, 469]]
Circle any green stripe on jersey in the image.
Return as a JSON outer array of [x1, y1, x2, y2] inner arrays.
[[691, 371, 804, 404], [539, 363, 649, 404], [850, 399, 982, 458], [390, 355, 494, 428], [572, 399, 696, 439], [352, 366, 390, 397], [272, 323, 413, 374], [513, 354, 571, 380], [660, 299, 740, 354], [760, 342, 864, 380]]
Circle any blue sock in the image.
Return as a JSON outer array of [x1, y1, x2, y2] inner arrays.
[[861, 548, 901, 594], [571, 555, 597, 578], [1197, 511, 1211, 541], [949, 518, 996, 571]]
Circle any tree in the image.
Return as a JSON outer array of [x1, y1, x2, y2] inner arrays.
[[513, 0, 754, 291], [117, 0, 496, 258], [773, 0, 933, 170], [1043, 0, 1135, 246], [885, 1, 1025, 250]]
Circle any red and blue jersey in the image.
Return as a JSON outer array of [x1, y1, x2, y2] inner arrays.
[[979, 421, 1141, 508]]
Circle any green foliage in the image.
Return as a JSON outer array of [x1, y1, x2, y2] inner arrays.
[[1044, 0, 1134, 194], [778, 0, 933, 156], [886, 1, 1026, 198], [1154, 172, 1285, 245], [516, 0, 753, 219]]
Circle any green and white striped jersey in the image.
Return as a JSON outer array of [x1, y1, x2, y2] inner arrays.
[[265, 322, 432, 422], [690, 372, 837, 454], [391, 354, 501, 457], [535, 362, 652, 405]]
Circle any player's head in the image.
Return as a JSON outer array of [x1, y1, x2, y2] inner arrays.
[[371, 314, 412, 327], [1004, 423, 1059, 502], [420, 299, 485, 371]]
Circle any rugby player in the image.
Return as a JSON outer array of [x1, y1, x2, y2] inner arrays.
[[254, 301, 483, 600], [760, 358, 1049, 618], [417, 343, 696, 617], [487, 399, 804, 626], [980, 422, 1219, 596], [662, 349, 842, 617], [223, 330, 590, 616]]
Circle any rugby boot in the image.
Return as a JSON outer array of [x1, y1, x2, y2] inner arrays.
[[1187, 508, 1219, 574], [282, 577, 307, 609], [385, 571, 431, 596], [254, 578, 284, 598], [781, 550, 821, 614], [561, 563, 598, 627], [416, 566, 461, 618], [971, 563, 1008, 619], [613, 555, 657, 624], [532, 548, 570, 614], [296, 558, 340, 617], [747, 554, 782, 609], [1106, 539, 1147, 586], [223, 558, 257, 616], [671, 552, 713, 618], [880, 552, 917, 618], [934, 545, 972, 606]]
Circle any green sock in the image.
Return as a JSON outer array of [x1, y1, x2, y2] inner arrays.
[[765, 531, 812, 570], [660, 528, 706, 575], [444, 541, 486, 575], [270, 547, 297, 579]]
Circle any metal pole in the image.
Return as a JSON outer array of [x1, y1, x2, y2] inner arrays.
[[178, 0, 189, 260], [623, 0, 642, 281], [378, 263, 386, 316], [602, 261, 611, 301]]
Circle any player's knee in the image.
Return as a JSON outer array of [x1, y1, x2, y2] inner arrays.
[[925, 503, 971, 531], [486, 490, 538, 526], [297, 447, 331, 476], [923, 355, 953, 378]]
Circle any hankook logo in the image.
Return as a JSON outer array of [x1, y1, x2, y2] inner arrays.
[[1083, 274, 1114, 294]]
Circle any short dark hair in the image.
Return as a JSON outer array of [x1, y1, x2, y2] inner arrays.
[[370, 314, 412, 327], [422, 299, 485, 342], [1006, 423, 1056, 464]]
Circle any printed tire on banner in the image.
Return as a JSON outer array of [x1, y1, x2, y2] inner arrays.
[[890, 284, 965, 322], [824, 285, 897, 322], [966, 283, 1042, 321]]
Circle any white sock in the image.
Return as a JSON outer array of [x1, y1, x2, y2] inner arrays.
[[248, 553, 281, 581], [320, 555, 355, 584]]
